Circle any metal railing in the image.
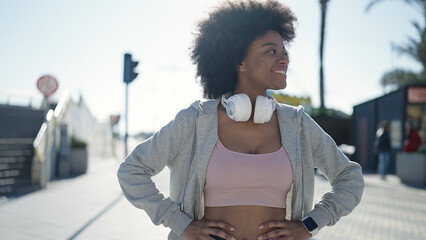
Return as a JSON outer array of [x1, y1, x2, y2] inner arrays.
[[32, 90, 71, 188]]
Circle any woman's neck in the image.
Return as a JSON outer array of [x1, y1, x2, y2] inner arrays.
[[232, 87, 268, 103]]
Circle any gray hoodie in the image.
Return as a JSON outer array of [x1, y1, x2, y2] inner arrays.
[[117, 98, 364, 240]]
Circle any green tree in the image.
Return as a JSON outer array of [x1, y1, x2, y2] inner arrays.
[[366, 0, 426, 89]]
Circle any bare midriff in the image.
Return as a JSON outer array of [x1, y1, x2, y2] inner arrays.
[[204, 205, 286, 240]]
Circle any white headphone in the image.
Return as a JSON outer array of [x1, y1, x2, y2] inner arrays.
[[221, 93, 276, 124]]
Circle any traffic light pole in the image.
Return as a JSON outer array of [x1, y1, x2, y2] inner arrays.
[[122, 52, 139, 158], [124, 82, 129, 157]]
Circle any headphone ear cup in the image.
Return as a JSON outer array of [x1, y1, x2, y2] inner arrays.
[[226, 94, 252, 122], [253, 96, 275, 124]]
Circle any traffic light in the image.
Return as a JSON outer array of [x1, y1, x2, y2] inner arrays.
[[123, 53, 139, 83]]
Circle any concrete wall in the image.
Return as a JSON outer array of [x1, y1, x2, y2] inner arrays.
[[0, 105, 44, 138]]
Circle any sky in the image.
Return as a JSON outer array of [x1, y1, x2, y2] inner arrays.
[[0, 0, 424, 134]]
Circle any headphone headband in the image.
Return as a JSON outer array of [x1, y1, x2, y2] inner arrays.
[[221, 93, 276, 124]]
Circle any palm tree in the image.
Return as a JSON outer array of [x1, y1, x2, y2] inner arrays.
[[366, 0, 426, 25], [319, 0, 329, 112], [366, 0, 426, 89], [392, 21, 426, 75]]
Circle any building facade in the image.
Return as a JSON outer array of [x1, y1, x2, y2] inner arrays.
[[351, 85, 426, 173]]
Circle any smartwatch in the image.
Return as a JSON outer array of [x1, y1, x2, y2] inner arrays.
[[301, 216, 319, 236]]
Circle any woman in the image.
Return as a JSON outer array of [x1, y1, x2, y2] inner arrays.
[[117, 1, 364, 240]]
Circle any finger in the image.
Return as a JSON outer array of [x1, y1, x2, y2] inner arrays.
[[258, 236, 285, 240], [257, 229, 285, 240], [207, 235, 224, 240], [208, 228, 237, 240], [259, 220, 286, 230], [205, 220, 236, 232]]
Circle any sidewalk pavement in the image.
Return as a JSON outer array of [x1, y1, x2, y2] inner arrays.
[[1, 145, 426, 239], [314, 173, 426, 240]]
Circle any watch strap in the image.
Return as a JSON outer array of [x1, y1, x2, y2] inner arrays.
[[301, 216, 319, 236]]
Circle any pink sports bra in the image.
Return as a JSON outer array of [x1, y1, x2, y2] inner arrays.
[[204, 140, 293, 208]]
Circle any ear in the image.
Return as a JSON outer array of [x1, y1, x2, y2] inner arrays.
[[237, 62, 247, 72]]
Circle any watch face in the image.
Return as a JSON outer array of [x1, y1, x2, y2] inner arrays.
[[303, 217, 318, 231]]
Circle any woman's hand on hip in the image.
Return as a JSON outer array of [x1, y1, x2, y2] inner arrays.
[[257, 219, 311, 240], [181, 218, 237, 240]]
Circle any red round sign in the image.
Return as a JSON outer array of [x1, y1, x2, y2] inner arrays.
[[37, 75, 58, 98]]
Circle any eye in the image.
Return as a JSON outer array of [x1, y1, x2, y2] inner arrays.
[[267, 49, 276, 54], [282, 48, 289, 59]]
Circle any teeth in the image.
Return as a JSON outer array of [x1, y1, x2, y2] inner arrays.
[[274, 70, 286, 75]]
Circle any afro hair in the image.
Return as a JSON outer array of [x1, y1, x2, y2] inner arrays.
[[191, 0, 297, 99]]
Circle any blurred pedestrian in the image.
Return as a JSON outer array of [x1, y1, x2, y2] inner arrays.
[[375, 123, 391, 179], [117, 1, 364, 240], [403, 125, 421, 152]]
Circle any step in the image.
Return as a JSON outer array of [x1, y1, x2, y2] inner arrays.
[[0, 149, 33, 158], [0, 138, 34, 145], [0, 162, 32, 171], [0, 144, 33, 151], [0, 177, 31, 187], [0, 138, 38, 197], [0, 171, 34, 197], [0, 167, 31, 179], [0, 180, 38, 197], [0, 156, 27, 164], [0, 169, 23, 178]]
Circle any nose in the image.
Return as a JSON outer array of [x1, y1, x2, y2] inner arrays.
[[278, 53, 289, 65]]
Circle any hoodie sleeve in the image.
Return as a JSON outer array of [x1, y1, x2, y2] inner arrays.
[[117, 106, 197, 236], [302, 112, 364, 230]]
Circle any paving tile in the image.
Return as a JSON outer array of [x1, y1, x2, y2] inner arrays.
[[1, 149, 426, 240]]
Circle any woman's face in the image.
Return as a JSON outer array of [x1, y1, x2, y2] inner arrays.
[[239, 30, 289, 92]]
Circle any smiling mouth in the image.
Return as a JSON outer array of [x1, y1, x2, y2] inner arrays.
[[273, 70, 287, 75]]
